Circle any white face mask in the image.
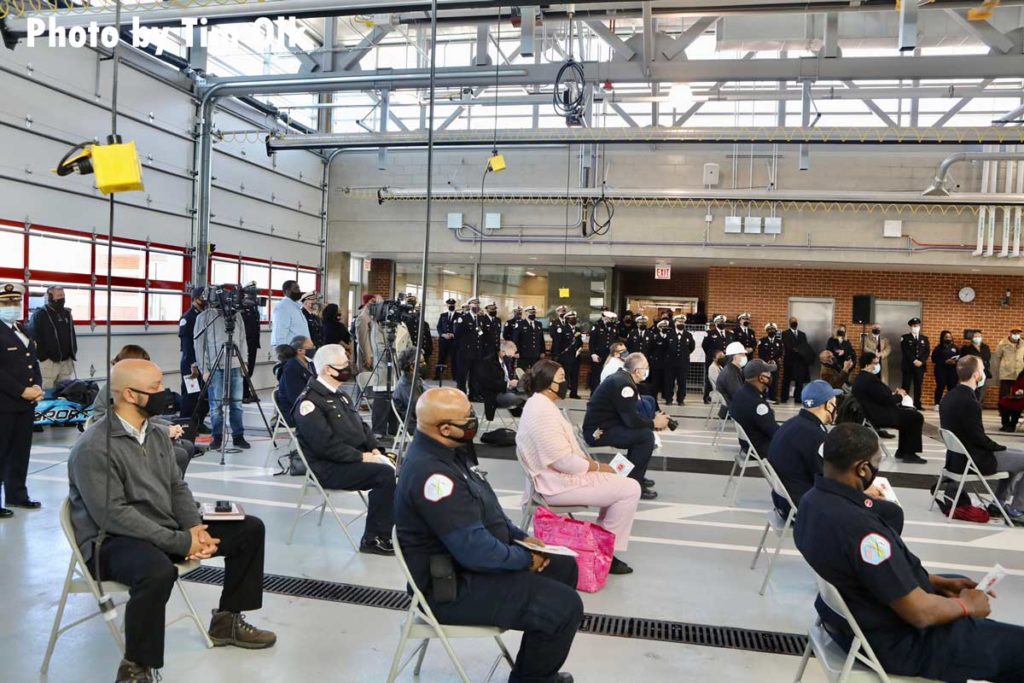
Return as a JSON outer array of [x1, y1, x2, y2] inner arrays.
[[977, 374, 987, 388], [973, 336, 983, 345], [870, 364, 881, 375], [738, 356, 748, 368], [1013, 334, 1021, 342], [911, 326, 921, 335], [637, 368, 650, 382]]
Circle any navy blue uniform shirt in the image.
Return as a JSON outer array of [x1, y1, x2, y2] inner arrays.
[[766, 410, 826, 515]]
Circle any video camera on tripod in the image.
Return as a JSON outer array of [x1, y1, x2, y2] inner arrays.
[[368, 292, 414, 326], [206, 282, 266, 329]]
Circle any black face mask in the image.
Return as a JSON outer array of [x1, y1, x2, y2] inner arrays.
[[768, 331, 776, 338], [675, 324, 685, 330], [528, 314, 536, 321], [550, 380, 569, 399], [131, 388, 174, 418], [328, 365, 350, 383], [716, 324, 724, 330], [790, 322, 799, 330], [49, 298, 66, 311], [872, 327, 881, 335], [742, 322, 750, 328], [443, 414, 479, 443], [858, 461, 879, 490], [417, 364, 429, 379], [943, 338, 952, 346], [836, 331, 845, 338], [288, 290, 303, 302], [638, 323, 647, 329], [448, 305, 455, 312]]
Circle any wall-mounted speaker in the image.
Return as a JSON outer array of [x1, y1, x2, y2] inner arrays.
[[852, 294, 876, 325]]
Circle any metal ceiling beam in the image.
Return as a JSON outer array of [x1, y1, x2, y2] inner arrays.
[[661, 16, 719, 61], [266, 125, 1024, 151], [203, 53, 1024, 94], [584, 19, 637, 61], [608, 102, 640, 127], [337, 24, 393, 71], [933, 78, 994, 127], [841, 80, 896, 127], [995, 102, 1024, 126], [945, 9, 1017, 54]]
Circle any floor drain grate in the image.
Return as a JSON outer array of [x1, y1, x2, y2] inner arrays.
[[183, 567, 808, 656]]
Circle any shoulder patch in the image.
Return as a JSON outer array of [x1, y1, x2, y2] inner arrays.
[[756, 403, 770, 416], [859, 533, 891, 566], [423, 474, 455, 502], [621, 386, 635, 399], [298, 400, 316, 416], [179, 318, 187, 326]]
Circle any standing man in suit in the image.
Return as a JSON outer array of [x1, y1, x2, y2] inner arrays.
[[660, 315, 696, 406], [0, 283, 44, 516], [730, 312, 757, 360], [436, 298, 458, 382], [503, 306, 523, 342], [454, 298, 485, 398], [702, 314, 729, 404], [758, 323, 784, 403], [900, 317, 930, 410], [863, 323, 892, 385], [781, 317, 811, 404], [551, 310, 584, 399], [588, 310, 616, 393], [513, 305, 546, 370]]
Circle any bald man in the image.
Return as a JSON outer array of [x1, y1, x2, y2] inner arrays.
[[395, 387, 583, 683], [68, 359, 275, 683]]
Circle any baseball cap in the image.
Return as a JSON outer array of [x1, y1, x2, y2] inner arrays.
[[800, 379, 843, 408], [742, 358, 778, 379]]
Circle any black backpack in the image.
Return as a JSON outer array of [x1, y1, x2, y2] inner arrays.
[[480, 428, 517, 447], [835, 394, 866, 426], [274, 450, 306, 477]]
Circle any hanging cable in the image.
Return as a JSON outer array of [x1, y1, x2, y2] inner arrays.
[[553, 10, 586, 127]]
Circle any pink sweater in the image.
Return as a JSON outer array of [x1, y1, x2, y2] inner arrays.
[[515, 393, 591, 496]]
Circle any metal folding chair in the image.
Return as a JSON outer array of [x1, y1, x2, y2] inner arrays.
[[712, 393, 735, 450], [514, 448, 589, 531], [861, 417, 895, 463], [270, 390, 294, 450], [386, 531, 514, 683], [706, 390, 725, 430], [42, 499, 212, 675], [722, 421, 765, 506], [285, 425, 370, 551], [794, 572, 941, 682], [932, 428, 1013, 526], [751, 460, 798, 595], [391, 398, 413, 461]]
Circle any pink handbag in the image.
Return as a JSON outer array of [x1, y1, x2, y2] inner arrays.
[[532, 507, 616, 593]]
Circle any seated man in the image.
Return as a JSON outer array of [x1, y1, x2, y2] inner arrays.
[[90, 345, 197, 476], [795, 423, 1024, 681], [819, 349, 853, 390], [768, 380, 905, 532], [393, 346, 426, 428], [478, 340, 527, 422], [293, 344, 396, 556], [395, 387, 583, 683], [583, 353, 669, 500], [715, 341, 748, 417], [728, 358, 779, 458], [275, 336, 316, 425], [940, 355, 1024, 524], [852, 352, 926, 464], [68, 359, 275, 683]]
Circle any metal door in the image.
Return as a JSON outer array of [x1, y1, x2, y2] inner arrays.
[[865, 299, 922, 382], [788, 297, 835, 378]]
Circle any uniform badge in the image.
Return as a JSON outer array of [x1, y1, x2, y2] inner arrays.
[[864, 499, 874, 508], [621, 386, 635, 398], [179, 318, 187, 326], [859, 533, 891, 565], [298, 400, 316, 416], [423, 474, 454, 502], [756, 403, 769, 416]]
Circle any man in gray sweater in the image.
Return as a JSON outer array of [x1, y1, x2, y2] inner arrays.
[[68, 359, 275, 683]]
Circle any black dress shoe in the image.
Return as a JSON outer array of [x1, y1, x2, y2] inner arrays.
[[7, 499, 41, 509], [0, 508, 13, 518], [232, 437, 251, 449], [556, 674, 574, 683], [641, 488, 658, 500], [609, 556, 634, 575], [360, 536, 395, 556], [569, 394, 581, 400], [897, 452, 928, 465], [876, 430, 896, 439], [643, 478, 655, 488]]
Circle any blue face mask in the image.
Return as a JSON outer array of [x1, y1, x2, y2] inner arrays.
[[0, 307, 19, 324]]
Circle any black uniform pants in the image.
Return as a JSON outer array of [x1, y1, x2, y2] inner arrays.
[[586, 425, 655, 484], [456, 351, 478, 395], [318, 461, 395, 541], [902, 365, 926, 408], [559, 356, 580, 397], [702, 359, 714, 401], [431, 555, 583, 683], [876, 408, 924, 455], [662, 363, 689, 404], [437, 338, 456, 381], [243, 343, 259, 401], [0, 409, 34, 506], [766, 370, 779, 401], [782, 361, 809, 403], [517, 356, 539, 372], [371, 391, 399, 437], [91, 517, 266, 669], [178, 359, 209, 422], [588, 354, 607, 392], [933, 367, 957, 405]]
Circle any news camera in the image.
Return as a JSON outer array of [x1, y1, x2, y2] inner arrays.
[[207, 282, 266, 330], [370, 292, 414, 326]]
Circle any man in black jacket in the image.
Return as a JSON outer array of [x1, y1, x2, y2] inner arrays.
[[293, 344, 395, 555], [659, 314, 695, 405], [939, 356, 1024, 523], [582, 353, 669, 499], [27, 285, 77, 390], [478, 341, 526, 421], [454, 298, 485, 397], [0, 283, 43, 516], [852, 352, 926, 464], [587, 310, 616, 392], [781, 317, 811, 403], [550, 310, 583, 399], [436, 298, 458, 382], [702, 314, 729, 403], [240, 303, 262, 403], [900, 317, 930, 410], [729, 359, 779, 459], [513, 306, 546, 369]]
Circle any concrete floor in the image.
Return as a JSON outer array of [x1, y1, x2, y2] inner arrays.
[[5, 390, 1024, 683]]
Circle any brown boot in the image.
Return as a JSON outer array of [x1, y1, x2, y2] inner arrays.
[[115, 659, 157, 683], [208, 609, 277, 649]]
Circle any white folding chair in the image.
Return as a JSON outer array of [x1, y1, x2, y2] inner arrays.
[[42, 499, 212, 675], [270, 390, 294, 450], [932, 428, 1013, 526], [712, 394, 735, 450], [706, 390, 725, 430], [386, 531, 514, 683], [722, 421, 766, 505], [514, 448, 589, 531], [793, 573, 941, 682], [861, 417, 895, 463], [285, 428, 370, 552], [391, 398, 413, 461], [560, 407, 616, 459], [750, 460, 798, 596]]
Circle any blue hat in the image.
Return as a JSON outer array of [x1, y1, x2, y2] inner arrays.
[[191, 287, 206, 299], [801, 380, 842, 408]]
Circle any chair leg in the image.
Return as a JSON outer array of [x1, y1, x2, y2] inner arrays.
[[722, 458, 739, 498], [948, 474, 968, 522], [41, 557, 76, 674], [176, 579, 214, 648], [318, 485, 362, 552], [287, 479, 311, 545], [976, 475, 1014, 527], [730, 451, 751, 507], [758, 534, 786, 596], [792, 634, 814, 682], [750, 522, 771, 570], [494, 635, 515, 667], [928, 475, 943, 511], [433, 629, 472, 683], [386, 613, 416, 683], [412, 639, 430, 676], [317, 500, 328, 527]]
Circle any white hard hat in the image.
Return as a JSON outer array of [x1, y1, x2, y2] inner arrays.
[[725, 341, 747, 356]]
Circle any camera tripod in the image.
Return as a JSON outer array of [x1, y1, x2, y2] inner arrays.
[[357, 319, 401, 438], [191, 312, 273, 465]]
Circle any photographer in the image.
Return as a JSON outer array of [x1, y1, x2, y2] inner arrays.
[[195, 288, 250, 451], [369, 296, 413, 439]]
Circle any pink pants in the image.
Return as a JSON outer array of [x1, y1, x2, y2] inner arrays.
[[541, 474, 642, 552]]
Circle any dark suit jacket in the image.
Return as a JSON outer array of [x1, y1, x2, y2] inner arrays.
[[939, 383, 1005, 475], [0, 322, 42, 413], [851, 370, 901, 427]]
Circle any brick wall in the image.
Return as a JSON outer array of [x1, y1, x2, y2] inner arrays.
[[707, 266, 1023, 407], [367, 259, 394, 298]]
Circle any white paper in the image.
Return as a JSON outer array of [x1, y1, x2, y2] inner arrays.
[[872, 476, 901, 506], [515, 540, 579, 557], [900, 394, 915, 408], [609, 453, 635, 478], [976, 564, 1007, 595], [372, 453, 396, 470], [183, 377, 201, 394]]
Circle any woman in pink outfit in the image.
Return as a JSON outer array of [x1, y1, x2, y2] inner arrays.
[[516, 360, 642, 575]]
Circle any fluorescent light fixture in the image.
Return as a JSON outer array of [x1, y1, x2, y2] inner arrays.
[[442, 269, 456, 275], [525, 271, 536, 277], [668, 83, 694, 108]]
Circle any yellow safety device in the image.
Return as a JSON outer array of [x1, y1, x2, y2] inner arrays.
[[55, 136, 145, 194], [487, 151, 507, 173]]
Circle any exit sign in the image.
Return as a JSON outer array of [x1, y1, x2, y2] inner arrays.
[[655, 263, 671, 280]]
